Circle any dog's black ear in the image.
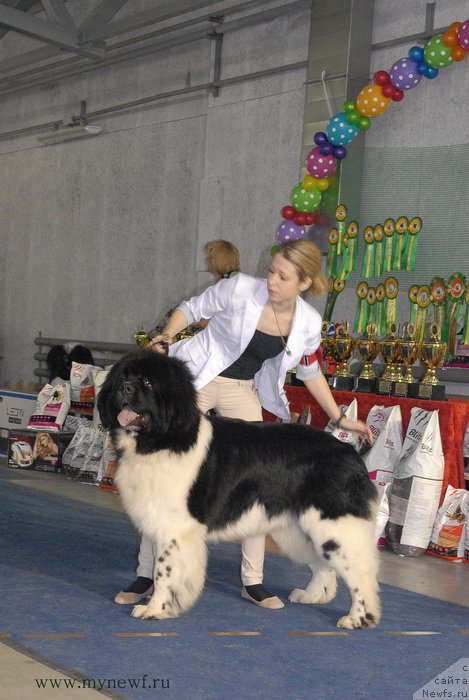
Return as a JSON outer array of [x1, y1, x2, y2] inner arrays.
[[97, 362, 121, 429]]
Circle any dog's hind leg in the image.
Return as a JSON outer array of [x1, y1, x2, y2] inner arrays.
[[270, 525, 337, 605], [298, 511, 381, 630], [131, 530, 208, 620]]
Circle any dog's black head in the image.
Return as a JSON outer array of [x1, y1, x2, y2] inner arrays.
[[98, 350, 200, 454]]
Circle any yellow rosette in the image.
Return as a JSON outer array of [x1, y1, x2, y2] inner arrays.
[[375, 283, 387, 336], [408, 285, 419, 326], [335, 204, 347, 255], [354, 281, 369, 334], [393, 216, 409, 270], [326, 227, 339, 277], [463, 286, 469, 347], [430, 277, 447, 342], [405, 217, 423, 271], [415, 284, 431, 342], [384, 276, 399, 326], [345, 220, 359, 273], [361, 226, 375, 278], [446, 273, 467, 358], [324, 276, 345, 322], [373, 224, 385, 278], [383, 218, 395, 272]]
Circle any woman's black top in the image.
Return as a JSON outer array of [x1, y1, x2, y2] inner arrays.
[[219, 329, 287, 380]]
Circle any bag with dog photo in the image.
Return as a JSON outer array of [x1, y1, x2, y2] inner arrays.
[[427, 485, 468, 561], [386, 408, 444, 557], [70, 361, 101, 415], [27, 382, 71, 432], [324, 398, 360, 451]]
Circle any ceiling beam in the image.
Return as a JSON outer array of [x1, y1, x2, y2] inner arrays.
[[0, 0, 36, 40], [41, 0, 77, 35], [82, 0, 223, 41], [0, 3, 104, 58], [79, 0, 130, 33]]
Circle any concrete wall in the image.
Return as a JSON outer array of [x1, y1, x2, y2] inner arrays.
[[0, 1, 310, 385]]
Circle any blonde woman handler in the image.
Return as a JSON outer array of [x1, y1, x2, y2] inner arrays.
[[116, 240, 372, 610]]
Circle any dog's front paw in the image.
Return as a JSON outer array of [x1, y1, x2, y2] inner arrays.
[[131, 604, 172, 620], [336, 613, 377, 630]]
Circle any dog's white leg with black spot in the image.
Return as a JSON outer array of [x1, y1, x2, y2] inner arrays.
[[131, 532, 208, 620], [299, 511, 381, 629]]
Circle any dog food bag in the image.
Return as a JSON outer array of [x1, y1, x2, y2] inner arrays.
[[427, 485, 469, 561], [70, 362, 101, 413], [364, 405, 403, 486], [386, 408, 444, 557], [27, 383, 71, 432], [78, 429, 105, 484], [324, 398, 360, 451], [63, 424, 94, 478]]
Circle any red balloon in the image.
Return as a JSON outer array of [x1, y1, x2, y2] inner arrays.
[[391, 87, 405, 101], [294, 212, 307, 226], [281, 205, 296, 220], [304, 213, 315, 225], [374, 70, 390, 86], [381, 83, 394, 98]]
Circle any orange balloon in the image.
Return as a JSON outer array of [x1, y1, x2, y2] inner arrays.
[[442, 29, 458, 46], [450, 21, 462, 32], [356, 84, 391, 118], [452, 44, 467, 61]]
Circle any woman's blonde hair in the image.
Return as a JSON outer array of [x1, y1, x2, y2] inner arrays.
[[204, 240, 241, 278], [275, 239, 327, 296]]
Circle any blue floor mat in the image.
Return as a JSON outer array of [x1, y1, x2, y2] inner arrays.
[[1, 471, 468, 700]]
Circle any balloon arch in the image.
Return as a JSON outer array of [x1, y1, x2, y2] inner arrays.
[[275, 19, 469, 244]]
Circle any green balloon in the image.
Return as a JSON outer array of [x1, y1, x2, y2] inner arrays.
[[359, 116, 372, 131], [343, 100, 357, 113], [290, 183, 322, 213], [345, 111, 360, 126], [424, 35, 453, 69]]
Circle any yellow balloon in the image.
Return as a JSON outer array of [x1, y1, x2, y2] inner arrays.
[[356, 84, 390, 118], [302, 174, 318, 191], [317, 178, 329, 191]]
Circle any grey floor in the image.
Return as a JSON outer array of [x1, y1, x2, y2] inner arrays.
[[1, 459, 468, 699]]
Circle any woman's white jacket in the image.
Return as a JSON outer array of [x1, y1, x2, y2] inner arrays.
[[169, 273, 323, 420]]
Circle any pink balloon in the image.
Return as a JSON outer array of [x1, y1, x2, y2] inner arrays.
[[458, 19, 469, 50], [306, 147, 337, 178]]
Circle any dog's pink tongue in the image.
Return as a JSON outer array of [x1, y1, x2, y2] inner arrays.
[[118, 408, 139, 427]]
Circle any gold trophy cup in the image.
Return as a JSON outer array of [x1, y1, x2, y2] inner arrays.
[[394, 322, 420, 398], [134, 326, 151, 348], [419, 323, 447, 400], [329, 322, 354, 391], [377, 321, 402, 395], [355, 323, 379, 393]]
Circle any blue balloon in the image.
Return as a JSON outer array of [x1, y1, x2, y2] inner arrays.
[[326, 112, 359, 146], [425, 65, 439, 79], [409, 45, 424, 63]]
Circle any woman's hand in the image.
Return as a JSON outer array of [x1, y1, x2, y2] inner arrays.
[[339, 417, 373, 446], [149, 334, 171, 354]]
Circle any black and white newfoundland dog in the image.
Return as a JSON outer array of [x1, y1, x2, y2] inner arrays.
[[98, 350, 380, 630]]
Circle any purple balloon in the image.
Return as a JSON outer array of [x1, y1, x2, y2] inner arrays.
[[333, 145, 347, 160], [319, 142, 334, 156], [458, 19, 469, 50], [276, 220, 306, 244], [313, 131, 328, 146], [389, 57, 422, 91]]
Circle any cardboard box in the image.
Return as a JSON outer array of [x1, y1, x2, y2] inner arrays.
[[8, 429, 74, 472], [0, 390, 37, 455]]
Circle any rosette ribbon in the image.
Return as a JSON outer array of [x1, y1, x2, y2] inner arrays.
[[383, 218, 395, 272], [392, 216, 409, 270], [415, 284, 431, 342], [446, 273, 467, 358], [361, 226, 375, 278], [374, 224, 385, 278], [354, 281, 369, 334], [384, 277, 399, 326], [404, 217, 422, 271], [430, 277, 447, 342]]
